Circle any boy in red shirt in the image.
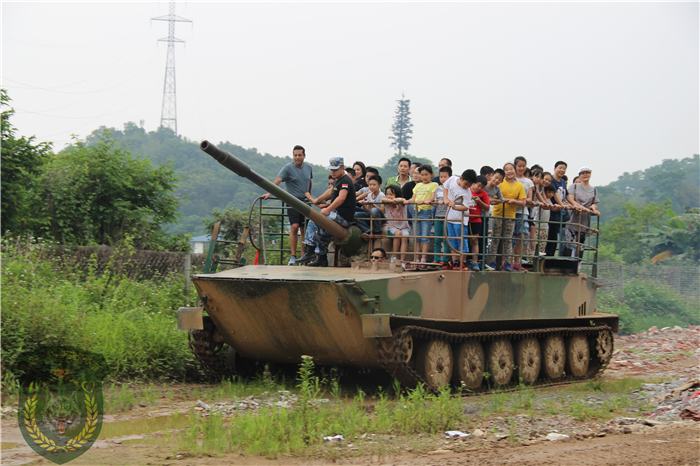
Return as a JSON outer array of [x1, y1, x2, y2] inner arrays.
[[468, 175, 490, 271]]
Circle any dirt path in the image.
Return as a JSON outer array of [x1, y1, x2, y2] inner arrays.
[[2, 420, 697, 466]]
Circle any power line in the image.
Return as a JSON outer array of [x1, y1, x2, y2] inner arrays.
[[152, 1, 191, 135]]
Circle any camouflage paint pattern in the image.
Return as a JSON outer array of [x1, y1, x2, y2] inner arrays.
[[192, 263, 614, 368]]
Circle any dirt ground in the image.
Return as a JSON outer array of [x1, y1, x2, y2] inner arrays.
[[2, 419, 697, 466], [2, 327, 699, 466]]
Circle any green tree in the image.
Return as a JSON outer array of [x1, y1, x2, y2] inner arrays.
[[640, 208, 700, 264], [35, 130, 182, 250], [599, 201, 672, 264], [389, 94, 413, 156], [1, 89, 52, 233]]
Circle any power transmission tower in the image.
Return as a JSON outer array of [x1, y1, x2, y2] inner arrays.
[[152, 2, 191, 135]]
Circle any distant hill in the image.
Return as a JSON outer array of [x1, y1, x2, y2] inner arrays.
[[89, 124, 334, 235], [86, 124, 698, 233], [596, 154, 699, 223]]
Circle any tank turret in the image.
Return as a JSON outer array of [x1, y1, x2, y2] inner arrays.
[[200, 140, 366, 258]]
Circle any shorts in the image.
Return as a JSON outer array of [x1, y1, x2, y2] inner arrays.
[[416, 210, 433, 244], [446, 222, 469, 253], [513, 213, 525, 236], [468, 222, 483, 237], [287, 206, 305, 227], [389, 227, 411, 237]]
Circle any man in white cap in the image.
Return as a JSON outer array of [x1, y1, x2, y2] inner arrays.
[[296, 157, 357, 267]]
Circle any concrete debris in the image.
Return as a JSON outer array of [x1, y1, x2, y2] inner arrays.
[[545, 433, 570, 441]]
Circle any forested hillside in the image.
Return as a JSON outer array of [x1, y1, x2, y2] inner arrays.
[[596, 155, 699, 223], [94, 123, 698, 235], [91, 123, 331, 235]]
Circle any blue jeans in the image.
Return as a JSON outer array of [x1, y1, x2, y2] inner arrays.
[[355, 208, 385, 233], [446, 222, 469, 253], [303, 210, 350, 255], [433, 218, 450, 262], [416, 210, 432, 244]]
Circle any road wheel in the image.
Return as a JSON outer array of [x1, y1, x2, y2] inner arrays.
[[416, 340, 453, 390], [566, 334, 590, 377], [487, 339, 514, 387], [542, 335, 566, 380], [452, 340, 485, 390], [516, 338, 541, 384]]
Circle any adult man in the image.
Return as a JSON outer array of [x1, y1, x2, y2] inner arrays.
[[432, 158, 452, 184], [262, 145, 312, 265], [370, 248, 387, 262], [384, 157, 412, 191], [296, 157, 357, 267]]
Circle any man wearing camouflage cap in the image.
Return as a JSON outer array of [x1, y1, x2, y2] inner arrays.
[[296, 157, 357, 267]]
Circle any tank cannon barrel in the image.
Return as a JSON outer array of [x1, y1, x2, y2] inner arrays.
[[200, 140, 348, 239]]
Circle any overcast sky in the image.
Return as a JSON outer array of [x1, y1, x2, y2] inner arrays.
[[2, 1, 698, 185]]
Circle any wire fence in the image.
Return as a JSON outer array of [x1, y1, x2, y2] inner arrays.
[[596, 261, 700, 305]]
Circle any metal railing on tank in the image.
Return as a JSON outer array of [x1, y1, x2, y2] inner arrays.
[[246, 196, 599, 277]]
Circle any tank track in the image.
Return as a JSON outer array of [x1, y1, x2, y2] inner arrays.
[[188, 316, 231, 379], [376, 325, 614, 394]]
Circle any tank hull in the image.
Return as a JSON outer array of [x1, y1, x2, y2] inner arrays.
[[191, 264, 617, 369]]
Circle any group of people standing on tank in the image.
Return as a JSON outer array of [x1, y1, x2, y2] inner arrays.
[[263, 145, 600, 269]]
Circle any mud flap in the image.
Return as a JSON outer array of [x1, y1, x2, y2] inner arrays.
[[178, 307, 204, 330], [361, 314, 392, 338]]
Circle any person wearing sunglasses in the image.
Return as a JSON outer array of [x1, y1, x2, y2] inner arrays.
[[370, 248, 387, 263]]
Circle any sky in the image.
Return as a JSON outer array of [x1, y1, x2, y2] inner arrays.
[[2, 1, 698, 186]]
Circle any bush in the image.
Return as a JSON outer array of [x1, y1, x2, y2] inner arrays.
[[600, 278, 700, 334], [1, 237, 199, 380]]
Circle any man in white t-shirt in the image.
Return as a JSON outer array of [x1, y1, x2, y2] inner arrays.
[[442, 169, 477, 270]]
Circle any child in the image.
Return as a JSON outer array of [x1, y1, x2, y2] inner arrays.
[[433, 166, 452, 263], [405, 165, 438, 269], [527, 169, 544, 256], [513, 157, 535, 271], [538, 184, 556, 254], [443, 169, 477, 270], [355, 175, 385, 234], [487, 163, 526, 272], [356, 167, 380, 201], [382, 185, 410, 263], [468, 175, 490, 271], [480, 166, 495, 181]]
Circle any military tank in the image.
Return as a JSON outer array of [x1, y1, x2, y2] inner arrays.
[[179, 140, 617, 391]]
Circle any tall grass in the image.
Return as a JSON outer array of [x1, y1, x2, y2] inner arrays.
[[177, 358, 466, 457], [1, 236, 199, 381]]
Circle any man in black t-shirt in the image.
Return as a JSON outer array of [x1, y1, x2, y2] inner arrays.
[[296, 157, 356, 267]]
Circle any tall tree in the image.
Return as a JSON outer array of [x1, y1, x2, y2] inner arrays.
[[389, 94, 413, 156], [35, 130, 182, 249], [1, 89, 52, 233]]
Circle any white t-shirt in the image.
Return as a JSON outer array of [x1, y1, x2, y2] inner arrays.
[[443, 175, 474, 225], [516, 177, 534, 216], [365, 190, 385, 204]]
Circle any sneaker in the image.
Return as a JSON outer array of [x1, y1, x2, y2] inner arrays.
[[503, 263, 513, 272], [470, 262, 481, 272], [404, 263, 415, 270], [419, 258, 427, 270], [441, 262, 454, 271], [489, 262, 497, 270], [484, 263, 495, 271], [287, 256, 297, 266], [390, 256, 397, 264], [513, 264, 528, 273]]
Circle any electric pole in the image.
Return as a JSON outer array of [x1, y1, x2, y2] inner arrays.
[[152, 2, 191, 135]]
